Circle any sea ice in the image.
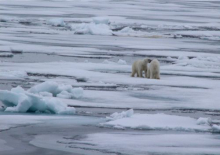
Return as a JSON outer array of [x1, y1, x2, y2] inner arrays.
[[196, 117, 211, 125], [39, 92, 53, 97], [71, 22, 112, 35], [212, 125, 220, 132], [117, 59, 127, 65], [57, 91, 72, 99], [103, 112, 213, 132], [28, 81, 59, 96], [71, 87, 84, 99], [92, 17, 110, 25], [102, 60, 116, 64], [106, 109, 134, 121], [0, 82, 78, 114], [47, 18, 66, 27], [28, 81, 84, 99]]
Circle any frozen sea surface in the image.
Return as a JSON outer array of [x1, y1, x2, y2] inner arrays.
[[0, 0, 220, 154]]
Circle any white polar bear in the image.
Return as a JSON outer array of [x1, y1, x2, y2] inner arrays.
[[147, 59, 160, 79], [131, 58, 151, 78]]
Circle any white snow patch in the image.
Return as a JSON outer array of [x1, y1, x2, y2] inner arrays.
[[175, 55, 220, 69], [102, 60, 115, 64], [71, 87, 84, 99], [117, 59, 127, 65], [196, 117, 211, 125], [115, 27, 164, 38], [178, 55, 189, 60], [212, 125, 220, 132], [92, 17, 110, 25], [103, 113, 213, 132], [106, 109, 133, 121], [47, 18, 66, 27], [71, 22, 112, 35]]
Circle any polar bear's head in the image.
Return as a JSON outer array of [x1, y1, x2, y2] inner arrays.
[[143, 58, 152, 64], [142, 58, 151, 68]]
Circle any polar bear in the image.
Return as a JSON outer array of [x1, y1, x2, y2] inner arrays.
[[147, 59, 160, 79], [131, 58, 151, 78]]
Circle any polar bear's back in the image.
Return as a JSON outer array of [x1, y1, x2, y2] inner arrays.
[[150, 59, 160, 71], [132, 60, 143, 70], [149, 59, 160, 79]]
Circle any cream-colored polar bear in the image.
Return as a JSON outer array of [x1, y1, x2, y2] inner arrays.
[[131, 58, 151, 78], [147, 59, 160, 79]]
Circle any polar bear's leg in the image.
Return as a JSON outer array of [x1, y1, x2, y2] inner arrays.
[[153, 71, 157, 79], [131, 63, 137, 77], [131, 69, 136, 77], [156, 71, 160, 79], [149, 59, 160, 80], [146, 68, 150, 78], [150, 69, 154, 79], [138, 68, 143, 78], [150, 73, 153, 79], [144, 69, 148, 78]]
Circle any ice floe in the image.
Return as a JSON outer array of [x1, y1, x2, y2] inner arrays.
[[196, 117, 211, 125], [92, 17, 110, 25], [102, 112, 220, 132], [47, 18, 66, 27], [117, 59, 127, 65], [0, 81, 82, 114], [71, 22, 112, 35], [28, 81, 83, 99], [106, 109, 133, 121]]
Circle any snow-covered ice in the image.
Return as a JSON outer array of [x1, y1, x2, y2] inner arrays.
[[92, 17, 110, 25], [117, 59, 127, 65], [106, 109, 133, 121], [71, 22, 112, 35], [196, 117, 211, 125], [212, 125, 220, 133], [47, 18, 66, 27], [102, 112, 216, 132]]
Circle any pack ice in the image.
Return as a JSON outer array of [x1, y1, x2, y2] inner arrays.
[[0, 81, 83, 114]]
